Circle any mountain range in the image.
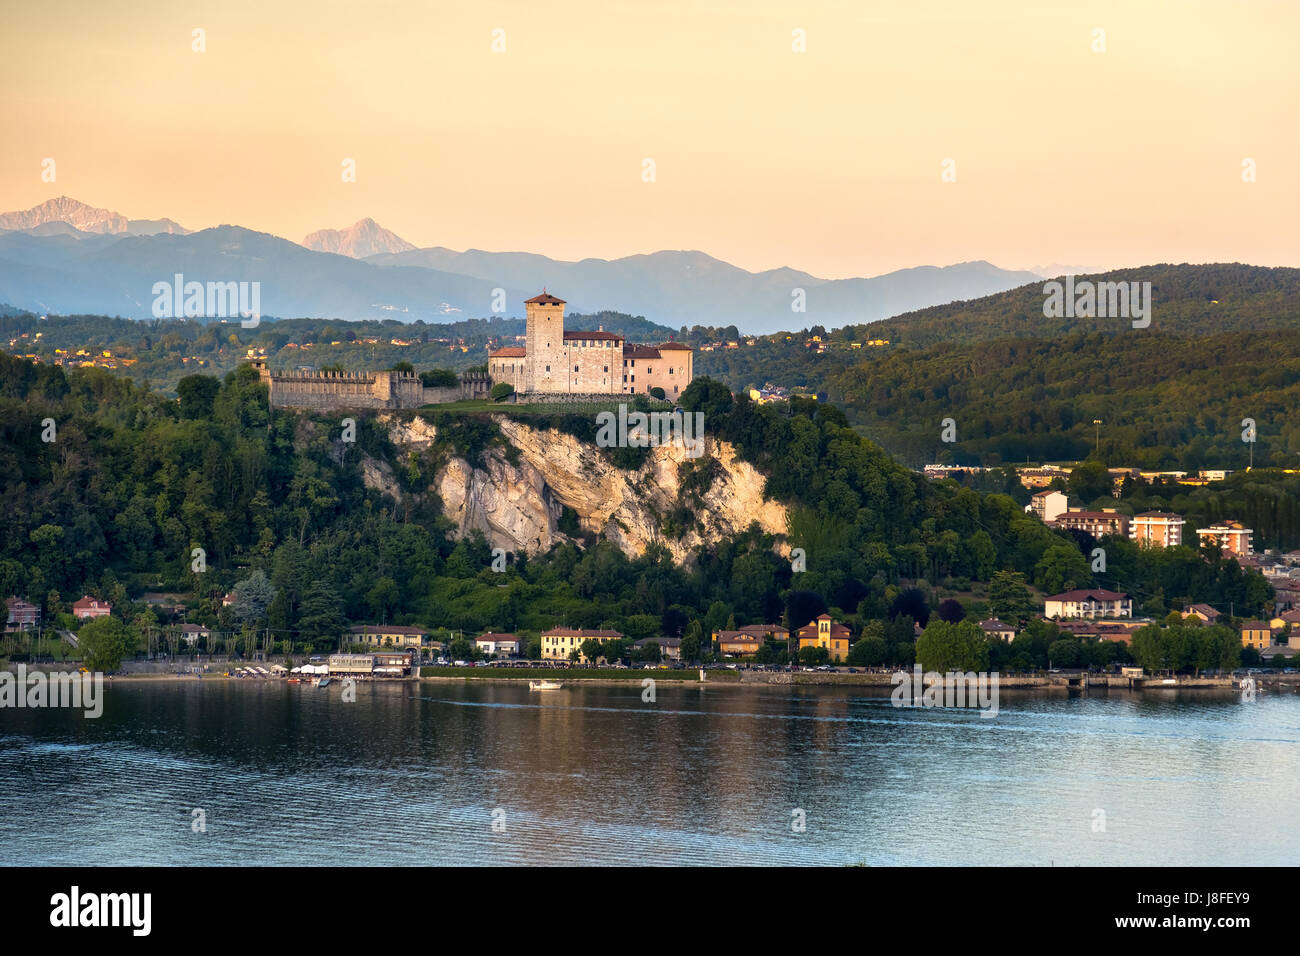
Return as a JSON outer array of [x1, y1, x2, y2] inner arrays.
[[0, 196, 1043, 331]]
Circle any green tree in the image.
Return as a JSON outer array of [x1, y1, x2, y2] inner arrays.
[[79, 616, 129, 671], [230, 570, 276, 625], [915, 619, 990, 673], [680, 620, 703, 662], [988, 571, 1035, 624], [1034, 544, 1090, 596], [176, 374, 221, 419]]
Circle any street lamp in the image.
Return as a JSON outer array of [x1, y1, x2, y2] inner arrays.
[[1092, 419, 1102, 456]]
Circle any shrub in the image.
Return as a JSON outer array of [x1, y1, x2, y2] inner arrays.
[[490, 382, 514, 402]]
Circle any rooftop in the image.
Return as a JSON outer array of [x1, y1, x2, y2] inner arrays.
[[525, 291, 565, 305]]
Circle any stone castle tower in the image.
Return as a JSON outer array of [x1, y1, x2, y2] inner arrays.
[[490, 289, 695, 399], [523, 290, 566, 393]]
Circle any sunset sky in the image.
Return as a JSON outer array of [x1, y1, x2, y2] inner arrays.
[[2, 0, 1296, 278]]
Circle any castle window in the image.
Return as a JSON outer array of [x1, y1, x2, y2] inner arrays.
[[545, 365, 550, 372], [575, 365, 579, 372], [603, 366, 608, 373]]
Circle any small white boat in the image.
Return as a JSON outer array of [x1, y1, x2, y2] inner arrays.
[[311, 677, 322, 687], [529, 680, 563, 691]]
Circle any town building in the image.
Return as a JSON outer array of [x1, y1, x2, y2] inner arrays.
[[1130, 511, 1184, 548], [713, 623, 790, 655], [4, 597, 40, 631], [1050, 509, 1130, 538], [373, 650, 415, 677], [488, 291, 693, 397], [978, 619, 1017, 642], [1043, 589, 1132, 619], [1182, 604, 1222, 623], [475, 632, 522, 657], [632, 636, 682, 661], [1028, 490, 1068, 523], [328, 653, 376, 676], [796, 614, 851, 662], [177, 623, 209, 646], [1240, 621, 1272, 651], [1196, 521, 1253, 556], [71, 596, 111, 620], [1016, 465, 1070, 489], [348, 624, 428, 649], [713, 631, 762, 656], [540, 627, 624, 662], [1054, 619, 1143, 643]]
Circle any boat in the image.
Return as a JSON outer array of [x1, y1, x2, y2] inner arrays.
[[311, 677, 322, 687], [318, 677, 332, 687], [529, 680, 563, 691], [287, 678, 301, 684]]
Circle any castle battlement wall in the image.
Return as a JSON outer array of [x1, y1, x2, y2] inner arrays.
[[250, 359, 492, 411]]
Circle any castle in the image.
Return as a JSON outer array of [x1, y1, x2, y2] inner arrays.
[[488, 291, 693, 398], [248, 290, 692, 412], [250, 360, 490, 411]]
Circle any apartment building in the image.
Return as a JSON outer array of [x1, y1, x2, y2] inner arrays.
[[1130, 511, 1185, 548]]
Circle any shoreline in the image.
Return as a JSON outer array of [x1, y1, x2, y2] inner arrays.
[[6, 665, 1293, 693]]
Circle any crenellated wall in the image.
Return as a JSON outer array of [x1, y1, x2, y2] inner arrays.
[[250, 360, 493, 411]]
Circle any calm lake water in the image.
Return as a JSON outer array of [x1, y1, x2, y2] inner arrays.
[[2, 679, 1297, 866]]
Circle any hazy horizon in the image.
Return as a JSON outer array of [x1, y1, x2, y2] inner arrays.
[[3, 0, 1296, 278]]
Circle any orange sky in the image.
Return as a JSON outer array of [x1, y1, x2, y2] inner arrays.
[[2, 0, 1296, 277]]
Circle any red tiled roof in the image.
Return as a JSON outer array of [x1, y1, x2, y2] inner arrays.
[[542, 627, 623, 638], [736, 623, 788, 637], [349, 624, 428, 635], [563, 330, 623, 341], [1046, 589, 1129, 602], [796, 616, 851, 640], [657, 341, 692, 350], [623, 345, 661, 359], [525, 292, 565, 305], [490, 347, 527, 358]]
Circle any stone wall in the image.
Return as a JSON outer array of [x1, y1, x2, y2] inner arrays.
[[254, 360, 490, 411]]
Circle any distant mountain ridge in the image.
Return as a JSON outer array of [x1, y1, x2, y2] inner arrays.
[[0, 195, 1052, 329], [302, 217, 416, 258], [0, 196, 188, 237]]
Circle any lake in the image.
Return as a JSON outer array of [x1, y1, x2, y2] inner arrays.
[[1, 679, 1296, 865]]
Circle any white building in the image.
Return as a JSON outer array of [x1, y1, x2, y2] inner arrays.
[[1044, 589, 1132, 619], [1027, 490, 1068, 523]]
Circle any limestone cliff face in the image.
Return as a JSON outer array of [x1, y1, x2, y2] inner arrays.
[[372, 413, 787, 563]]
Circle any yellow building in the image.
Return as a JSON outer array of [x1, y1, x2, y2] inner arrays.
[[1240, 621, 1272, 651], [348, 624, 427, 648], [541, 627, 624, 662], [796, 614, 850, 662]]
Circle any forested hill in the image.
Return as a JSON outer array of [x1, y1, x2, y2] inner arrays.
[[0, 356, 1274, 665], [858, 263, 1300, 347], [694, 264, 1300, 470]]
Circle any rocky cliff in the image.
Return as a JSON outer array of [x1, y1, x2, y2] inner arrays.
[[373, 413, 787, 563]]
